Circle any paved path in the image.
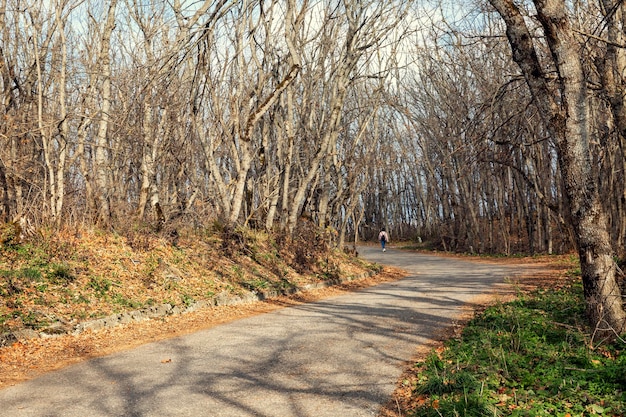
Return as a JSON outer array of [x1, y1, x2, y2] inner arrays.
[[0, 246, 526, 416]]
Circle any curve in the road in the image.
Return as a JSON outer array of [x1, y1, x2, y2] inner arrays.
[[0, 246, 529, 417]]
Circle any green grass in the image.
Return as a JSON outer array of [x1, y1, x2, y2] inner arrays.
[[88, 276, 113, 297], [242, 278, 269, 292], [409, 279, 626, 417]]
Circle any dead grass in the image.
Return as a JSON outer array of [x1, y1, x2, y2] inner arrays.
[[0, 225, 375, 332], [0, 226, 574, 409], [0, 224, 394, 388]]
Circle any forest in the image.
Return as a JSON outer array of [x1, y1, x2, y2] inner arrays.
[[1, 1, 625, 334]]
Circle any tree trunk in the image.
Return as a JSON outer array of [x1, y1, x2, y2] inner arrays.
[[93, 0, 118, 225], [599, 0, 626, 258], [489, 0, 626, 338], [54, 5, 68, 228], [279, 89, 296, 232], [137, 102, 164, 224]]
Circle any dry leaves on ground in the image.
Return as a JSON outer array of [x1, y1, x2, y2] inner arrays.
[[0, 266, 406, 389]]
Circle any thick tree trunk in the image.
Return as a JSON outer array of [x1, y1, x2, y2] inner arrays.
[[490, 0, 626, 338]]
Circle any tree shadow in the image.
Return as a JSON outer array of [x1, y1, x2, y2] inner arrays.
[[0, 251, 528, 416]]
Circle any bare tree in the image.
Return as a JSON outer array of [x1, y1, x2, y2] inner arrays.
[[488, 0, 625, 338], [0, 0, 42, 223], [93, 0, 117, 224], [284, 0, 410, 234], [596, 0, 626, 257]]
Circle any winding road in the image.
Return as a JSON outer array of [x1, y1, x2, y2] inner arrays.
[[0, 246, 528, 416]]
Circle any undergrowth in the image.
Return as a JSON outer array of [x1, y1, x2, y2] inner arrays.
[[0, 222, 372, 334], [409, 278, 626, 417]]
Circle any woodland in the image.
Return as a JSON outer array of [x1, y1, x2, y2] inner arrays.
[[0, 1, 625, 336]]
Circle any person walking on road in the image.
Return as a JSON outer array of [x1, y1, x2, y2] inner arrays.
[[378, 227, 389, 252]]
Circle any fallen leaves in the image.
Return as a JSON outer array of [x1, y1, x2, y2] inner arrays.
[[0, 266, 406, 389]]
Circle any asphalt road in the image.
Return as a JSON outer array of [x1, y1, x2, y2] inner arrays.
[[0, 245, 524, 416]]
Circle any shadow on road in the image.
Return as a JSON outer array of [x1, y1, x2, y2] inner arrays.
[[1, 247, 531, 417]]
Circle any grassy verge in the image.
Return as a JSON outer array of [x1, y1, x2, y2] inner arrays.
[[404, 276, 626, 417]]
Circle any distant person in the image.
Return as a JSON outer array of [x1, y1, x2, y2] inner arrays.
[[378, 228, 389, 252]]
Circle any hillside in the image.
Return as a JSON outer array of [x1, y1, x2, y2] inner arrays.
[[0, 220, 387, 336], [0, 221, 406, 387]]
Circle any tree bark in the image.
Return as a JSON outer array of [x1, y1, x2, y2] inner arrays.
[[489, 0, 626, 338], [599, 0, 626, 257], [93, 0, 118, 225]]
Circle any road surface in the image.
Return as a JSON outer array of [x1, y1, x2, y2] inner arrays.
[[0, 246, 526, 416]]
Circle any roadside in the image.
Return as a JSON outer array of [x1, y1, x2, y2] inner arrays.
[[0, 225, 384, 388], [0, 244, 571, 417], [0, 264, 406, 389], [373, 246, 576, 417], [377, 249, 624, 417]]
